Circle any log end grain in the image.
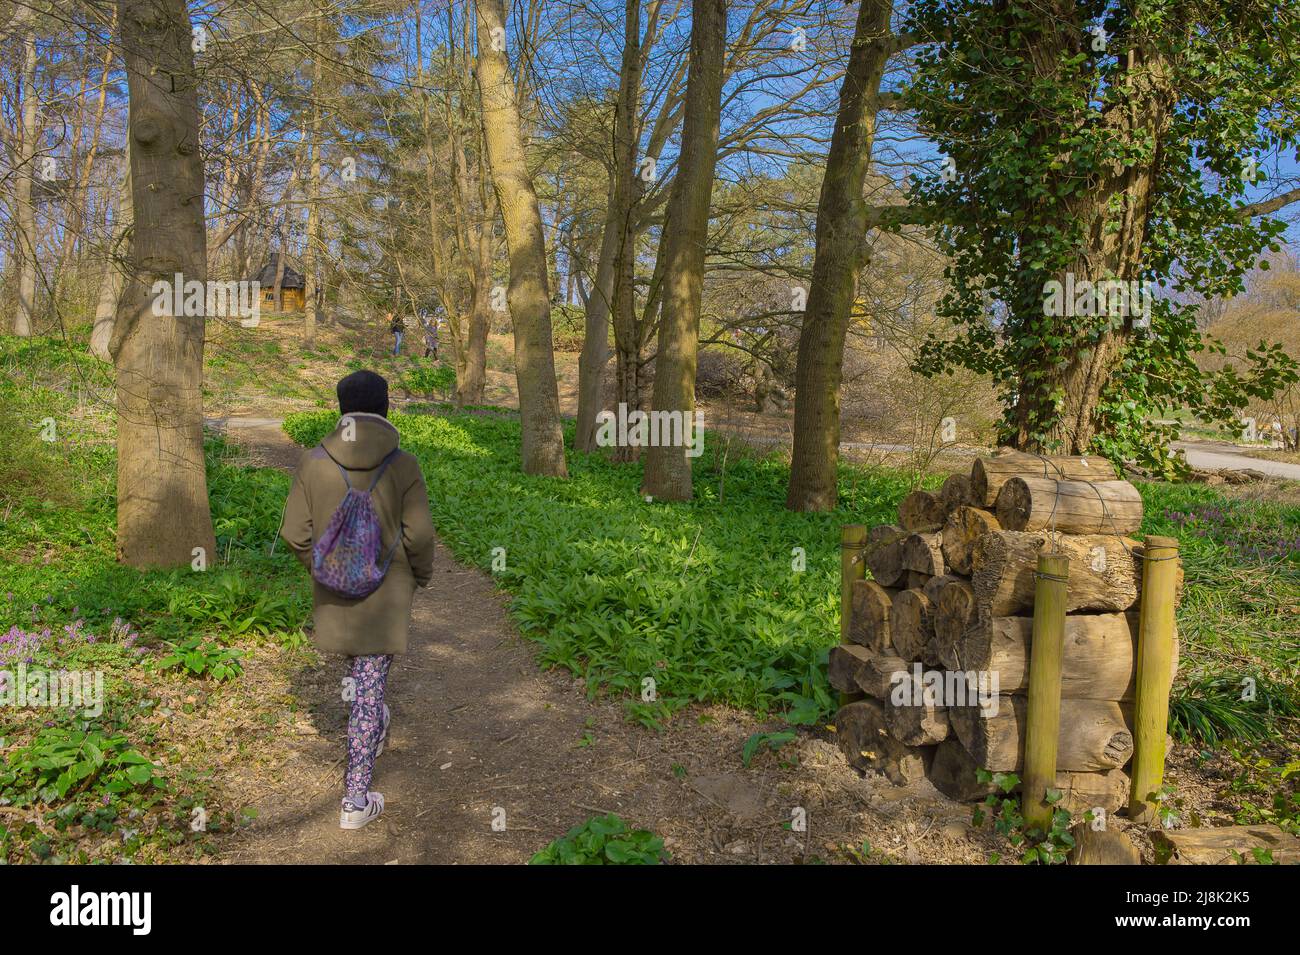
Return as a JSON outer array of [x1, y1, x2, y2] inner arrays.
[[866, 524, 906, 588], [902, 532, 946, 576], [940, 506, 1001, 577], [890, 588, 935, 662], [899, 489, 947, 532], [933, 579, 977, 670], [940, 473, 974, 513], [850, 579, 897, 651], [828, 644, 874, 695], [834, 700, 934, 786]]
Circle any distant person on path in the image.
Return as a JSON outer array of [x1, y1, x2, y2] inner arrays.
[[389, 311, 405, 355], [422, 313, 439, 360], [279, 370, 437, 830]]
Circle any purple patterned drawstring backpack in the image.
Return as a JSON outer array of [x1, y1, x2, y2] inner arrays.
[[311, 449, 402, 599]]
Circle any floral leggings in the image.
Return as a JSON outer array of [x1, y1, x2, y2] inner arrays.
[[344, 654, 393, 806]]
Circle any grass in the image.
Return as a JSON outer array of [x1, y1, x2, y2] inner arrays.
[[1140, 485, 1299, 689], [200, 314, 462, 414], [1135, 483, 1300, 773]]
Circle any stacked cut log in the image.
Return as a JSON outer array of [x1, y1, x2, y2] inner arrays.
[[832, 448, 1179, 816]]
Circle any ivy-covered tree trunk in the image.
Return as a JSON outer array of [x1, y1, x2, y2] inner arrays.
[[785, 0, 895, 512], [906, 0, 1300, 470], [640, 0, 726, 502], [112, 0, 217, 568], [1011, 15, 1175, 454]]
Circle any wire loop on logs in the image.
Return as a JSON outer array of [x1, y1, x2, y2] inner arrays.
[[1032, 570, 1070, 582], [1020, 449, 1166, 562]]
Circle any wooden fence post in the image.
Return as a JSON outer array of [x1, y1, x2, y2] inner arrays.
[[839, 524, 868, 706], [1128, 535, 1180, 824], [1022, 549, 1069, 831]]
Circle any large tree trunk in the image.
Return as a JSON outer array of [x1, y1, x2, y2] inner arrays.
[[111, 0, 216, 568], [474, 0, 568, 476], [13, 5, 41, 337], [90, 141, 133, 362], [1010, 17, 1174, 453], [785, 0, 893, 511], [575, 0, 643, 452], [640, 0, 726, 501]]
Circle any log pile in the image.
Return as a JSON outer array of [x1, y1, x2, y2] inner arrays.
[[832, 448, 1179, 817]]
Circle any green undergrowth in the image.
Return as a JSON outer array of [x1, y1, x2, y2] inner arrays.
[[1, 430, 309, 647], [5, 332, 1296, 859], [1139, 483, 1300, 743], [0, 335, 311, 862]]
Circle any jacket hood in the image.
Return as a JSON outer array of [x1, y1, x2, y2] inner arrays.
[[321, 413, 400, 471]]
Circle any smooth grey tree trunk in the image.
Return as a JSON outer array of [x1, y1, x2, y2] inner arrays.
[[111, 0, 216, 567]]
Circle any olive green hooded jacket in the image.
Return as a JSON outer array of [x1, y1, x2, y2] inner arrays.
[[280, 413, 436, 655]]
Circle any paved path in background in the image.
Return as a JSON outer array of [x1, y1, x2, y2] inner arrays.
[[1174, 440, 1300, 480]]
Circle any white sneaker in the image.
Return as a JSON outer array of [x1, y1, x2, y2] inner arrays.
[[340, 792, 385, 830], [376, 704, 391, 757]]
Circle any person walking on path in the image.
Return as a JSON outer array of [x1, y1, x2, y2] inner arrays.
[[389, 312, 405, 355], [279, 370, 437, 829], [422, 313, 439, 360]]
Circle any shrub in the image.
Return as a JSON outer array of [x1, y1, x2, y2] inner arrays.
[[402, 364, 457, 399], [695, 347, 746, 400], [0, 728, 163, 806], [529, 814, 668, 865], [549, 304, 590, 352]]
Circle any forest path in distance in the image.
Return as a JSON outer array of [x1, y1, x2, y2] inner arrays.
[[212, 416, 986, 865]]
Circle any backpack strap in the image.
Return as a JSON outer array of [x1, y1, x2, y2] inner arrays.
[[332, 448, 400, 492], [374, 449, 404, 570], [367, 448, 401, 492], [378, 531, 403, 572]]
